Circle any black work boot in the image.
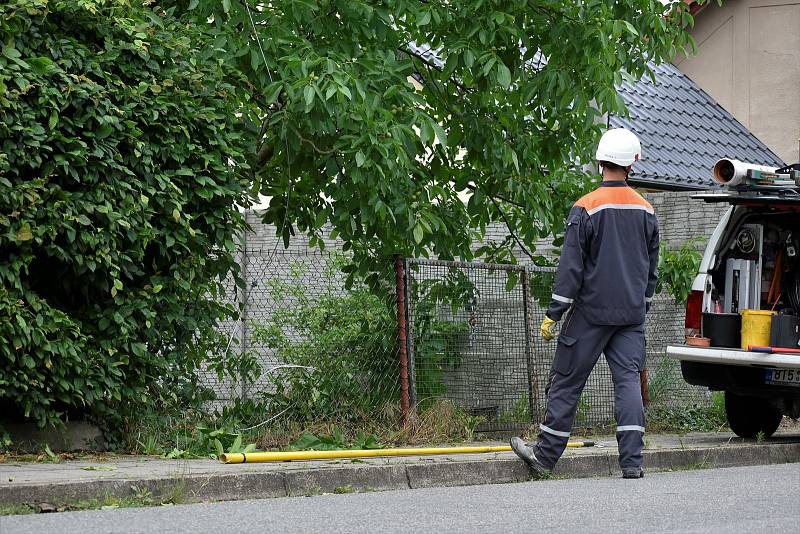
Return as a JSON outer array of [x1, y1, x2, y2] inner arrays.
[[622, 467, 644, 479], [510, 437, 551, 478]]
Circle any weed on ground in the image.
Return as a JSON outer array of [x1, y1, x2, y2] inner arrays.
[[0, 451, 115, 464], [646, 392, 728, 434], [0, 503, 37, 516]]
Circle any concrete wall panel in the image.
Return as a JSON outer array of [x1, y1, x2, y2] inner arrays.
[[677, 15, 735, 112], [748, 3, 800, 163]]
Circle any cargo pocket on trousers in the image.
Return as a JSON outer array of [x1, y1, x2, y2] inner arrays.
[[553, 334, 577, 375]]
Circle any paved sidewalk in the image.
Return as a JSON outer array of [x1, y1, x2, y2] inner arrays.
[[2, 431, 799, 506]]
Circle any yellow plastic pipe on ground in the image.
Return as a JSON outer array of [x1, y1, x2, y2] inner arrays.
[[220, 441, 594, 464]]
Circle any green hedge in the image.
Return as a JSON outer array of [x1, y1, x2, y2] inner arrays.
[[0, 0, 253, 428]]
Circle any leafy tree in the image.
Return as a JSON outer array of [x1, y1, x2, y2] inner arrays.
[[657, 239, 704, 305], [0, 0, 255, 428], [0, 0, 699, 428], [174, 0, 697, 284]]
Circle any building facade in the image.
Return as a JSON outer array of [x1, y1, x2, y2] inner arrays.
[[674, 0, 800, 164]]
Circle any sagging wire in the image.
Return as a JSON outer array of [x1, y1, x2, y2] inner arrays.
[[241, 0, 293, 260], [234, 365, 317, 433], [221, 0, 295, 358], [236, 405, 292, 433], [265, 364, 316, 374]]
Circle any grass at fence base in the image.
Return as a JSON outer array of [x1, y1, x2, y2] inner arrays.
[[31, 392, 729, 461], [645, 392, 728, 433], [12, 398, 491, 459], [124, 395, 727, 458], [399, 399, 487, 444], [256, 399, 492, 450], [566, 393, 728, 436]]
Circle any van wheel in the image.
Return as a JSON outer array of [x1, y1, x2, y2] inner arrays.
[[724, 392, 782, 438]]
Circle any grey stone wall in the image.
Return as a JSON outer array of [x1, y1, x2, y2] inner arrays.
[[643, 190, 729, 248]]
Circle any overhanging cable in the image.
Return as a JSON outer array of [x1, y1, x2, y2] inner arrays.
[[222, 0, 295, 384]]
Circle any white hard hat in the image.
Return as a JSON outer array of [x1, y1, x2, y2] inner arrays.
[[595, 128, 641, 167]]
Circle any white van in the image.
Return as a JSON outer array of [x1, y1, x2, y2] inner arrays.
[[665, 162, 800, 438]]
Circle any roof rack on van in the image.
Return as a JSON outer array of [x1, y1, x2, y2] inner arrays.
[[713, 159, 800, 192], [735, 167, 800, 194]]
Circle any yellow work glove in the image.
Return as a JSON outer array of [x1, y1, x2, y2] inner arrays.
[[540, 316, 557, 341]]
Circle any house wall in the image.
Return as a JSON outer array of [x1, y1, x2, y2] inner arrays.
[[674, 0, 800, 164]]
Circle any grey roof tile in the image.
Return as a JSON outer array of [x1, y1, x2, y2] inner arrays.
[[617, 62, 784, 191]]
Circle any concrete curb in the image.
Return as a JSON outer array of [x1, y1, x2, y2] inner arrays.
[[2, 442, 799, 506]]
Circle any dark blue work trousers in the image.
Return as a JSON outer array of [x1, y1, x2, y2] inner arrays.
[[534, 308, 646, 470]]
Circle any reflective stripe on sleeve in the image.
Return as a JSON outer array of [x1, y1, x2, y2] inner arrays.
[[540, 424, 571, 438], [551, 294, 574, 304], [616, 425, 645, 433]]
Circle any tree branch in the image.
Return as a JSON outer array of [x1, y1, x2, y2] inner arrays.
[[487, 193, 535, 260], [399, 46, 473, 94], [291, 126, 335, 155], [531, 4, 579, 23], [398, 46, 442, 72], [257, 142, 274, 165], [464, 183, 525, 209]]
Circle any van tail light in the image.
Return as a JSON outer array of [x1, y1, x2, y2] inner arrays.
[[685, 290, 703, 337]]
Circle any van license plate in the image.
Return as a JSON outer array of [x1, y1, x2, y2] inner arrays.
[[765, 369, 800, 386]]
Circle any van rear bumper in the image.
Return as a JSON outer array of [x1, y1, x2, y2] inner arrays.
[[666, 345, 800, 369]]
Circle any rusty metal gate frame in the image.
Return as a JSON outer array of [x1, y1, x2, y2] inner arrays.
[[403, 258, 556, 428]]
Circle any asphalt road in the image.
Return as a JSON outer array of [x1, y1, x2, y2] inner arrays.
[[2, 463, 798, 534]]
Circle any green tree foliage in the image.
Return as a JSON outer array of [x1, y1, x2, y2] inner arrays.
[[0, 0, 254, 427], [173, 0, 697, 284], [657, 239, 704, 305]]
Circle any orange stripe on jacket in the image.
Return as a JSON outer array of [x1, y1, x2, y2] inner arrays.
[[574, 187, 653, 215]]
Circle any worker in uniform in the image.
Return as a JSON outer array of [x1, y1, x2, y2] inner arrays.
[[511, 128, 659, 479]]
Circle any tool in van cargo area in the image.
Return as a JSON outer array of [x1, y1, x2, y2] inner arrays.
[[747, 345, 800, 354], [767, 250, 783, 308], [724, 259, 759, 314], [770, 314, 800, 347], [702, 312, 741, 348]]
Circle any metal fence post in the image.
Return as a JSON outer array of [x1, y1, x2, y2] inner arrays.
[[240, 226, 249, 402], [403, 257, 417, 411], [394, 255, 411, 426], [522, 267, 539, 423]]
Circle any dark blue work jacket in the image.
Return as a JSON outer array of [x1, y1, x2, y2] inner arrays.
[[546, 181, 660, 326]]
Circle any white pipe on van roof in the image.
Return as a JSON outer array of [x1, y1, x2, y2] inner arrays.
[[712, 158, 778, 187]]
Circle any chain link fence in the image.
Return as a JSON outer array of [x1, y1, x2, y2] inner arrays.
[[404, 260, 542, 432], [206, 247, 708, 435], [404, 258, 710, 430], [207, 249, 401, 437]]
